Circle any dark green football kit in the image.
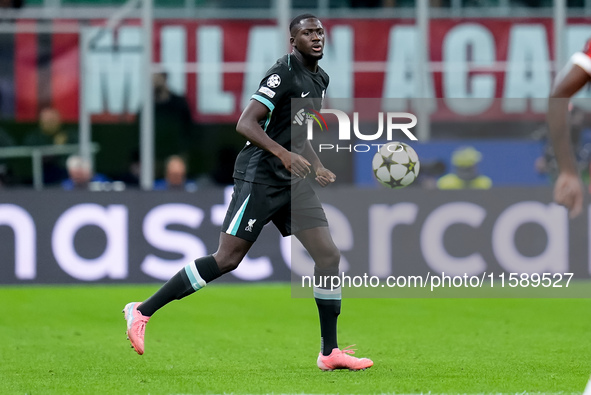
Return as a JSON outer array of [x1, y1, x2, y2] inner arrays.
[[222, 54, 330, 241]]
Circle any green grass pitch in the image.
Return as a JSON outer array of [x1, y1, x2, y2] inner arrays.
[[1, 283, 591, 394]]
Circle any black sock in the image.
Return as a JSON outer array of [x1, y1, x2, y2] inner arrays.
[[315, 298, 341, 356], [138, 255, 221, 316], [192, 255, 223, 283], [314, 267, 341, 356]]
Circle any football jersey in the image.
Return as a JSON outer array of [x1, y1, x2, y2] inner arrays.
[[571, 38, 591, 76], [233, 54, 329, 186]]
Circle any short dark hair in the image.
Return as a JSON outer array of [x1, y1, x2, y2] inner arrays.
[[289, 13, 318, 34]]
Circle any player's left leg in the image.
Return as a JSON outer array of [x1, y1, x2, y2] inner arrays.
[[123, 253, 226, 355], [124, 179, 267, 355], [295, 226, 373, 371], [296, 226, 341, 353]]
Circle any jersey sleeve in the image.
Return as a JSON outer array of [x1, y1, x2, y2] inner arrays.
[[571, 38, 591, 76], [251, 63, 292, 112]]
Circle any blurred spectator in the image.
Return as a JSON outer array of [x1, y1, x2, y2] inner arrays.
[[137, 72, 193, 179], [414, 159, 446, 189], [24, 107, 77, 146], [62, 155, 110, 191], [535, 106, 591, 185], [437, 146, 492, 189], [0, 126, 15, 186], [154, 155, 197, 191], [117, 150, 141, 187], [23, 107, 78, 185]]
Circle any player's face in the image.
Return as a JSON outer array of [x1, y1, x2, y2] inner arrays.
[[291, 18, 325, 60]]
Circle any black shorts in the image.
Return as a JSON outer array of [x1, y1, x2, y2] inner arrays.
[[221, 179, 328, 242]]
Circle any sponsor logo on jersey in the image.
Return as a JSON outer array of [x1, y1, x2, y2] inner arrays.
[[301, 91, 310, 97], [266, 74, 281, 88]]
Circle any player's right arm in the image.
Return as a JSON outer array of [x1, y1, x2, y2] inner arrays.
[[236, 100, 311, 178], [548, 51, 591, 217]]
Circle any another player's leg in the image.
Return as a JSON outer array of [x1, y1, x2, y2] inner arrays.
[[124, 233, 252, 355], [296, 226, 373, 371]]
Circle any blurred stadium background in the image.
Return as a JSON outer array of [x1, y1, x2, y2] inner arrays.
[[2, 0, 591, 189], [1, 0, 590, 284], [2, 1, 591, 393]]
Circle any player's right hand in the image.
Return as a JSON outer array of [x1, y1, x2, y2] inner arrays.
[[554, 172, 584, 218], [283, 152, 311, 178], [315, 167, 336, 187]]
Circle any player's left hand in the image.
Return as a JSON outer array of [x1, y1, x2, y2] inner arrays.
[[554, 171, 584, 218], [315, 167, 336, 187]]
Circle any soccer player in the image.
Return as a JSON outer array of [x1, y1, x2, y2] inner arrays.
[[550, 42, 591, 395], [123, 14, 373, 371], [547, 40, 591, 218]]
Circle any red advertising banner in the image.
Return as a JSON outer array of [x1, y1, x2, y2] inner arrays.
[[3, 18, 591, 123]]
